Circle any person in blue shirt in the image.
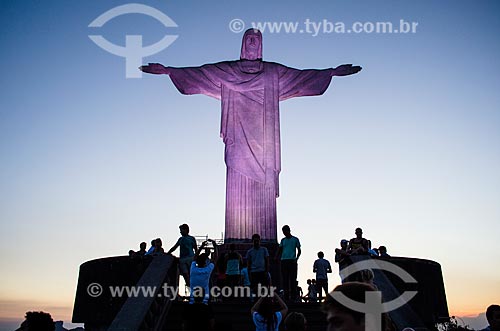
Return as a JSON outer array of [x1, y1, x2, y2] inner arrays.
[[189, 240, 217, 305], [313, 251, 332, 301], [276, 225, 301, 301], [246, 234, 270, 297], [251, 292, 288, 331], [225, 243, 243, 288], [167, 224, 198, 286], [145, 239, 157, 255]]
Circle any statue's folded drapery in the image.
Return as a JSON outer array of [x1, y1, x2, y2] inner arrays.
[[168, 61, 333, 241]]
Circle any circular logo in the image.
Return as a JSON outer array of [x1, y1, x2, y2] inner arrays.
[[334, 259, 418, 314], [229, 19, 245, 33], [87, 283, 103, 297]]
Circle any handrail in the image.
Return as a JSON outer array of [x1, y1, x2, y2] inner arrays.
[[107, 254, 177, 331]]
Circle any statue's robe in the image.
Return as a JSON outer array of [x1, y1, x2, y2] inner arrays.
[[169, 60, 333, 242]]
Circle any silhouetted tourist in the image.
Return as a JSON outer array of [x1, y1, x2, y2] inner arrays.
[[15, 311, 55, 331], [367, 244, 379, 257], [348, 228, 369, 255], [145, 239, 156, 255], [335, 239, 350, 281], [195, 239, 219, 293], [190, 242, 216, 304], [251, 292, 288, 331], [138, 241, 147, 255], [225, 243, 243, 287], [276, 225, 301, 301], [481, 304, 500, 331], [335, 239, 349, 260], [152, 238, 165, 255], [284, 312, 307, 331], [246, 234, 270, 296], [182, 288, 215, 331], [130, 241, 148, 257], [313, 251, 332, 301], [297, 282, 303, 301], [305, 279, 317, 303], [378, 246, 390, 258], [167, 224, 198, 286], [322, 282, 395, 331]]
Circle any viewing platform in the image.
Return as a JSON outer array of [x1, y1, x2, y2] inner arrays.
[[72, 252, 449, 331]]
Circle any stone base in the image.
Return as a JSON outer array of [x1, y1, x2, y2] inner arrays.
[[224, 238, 277, 244]]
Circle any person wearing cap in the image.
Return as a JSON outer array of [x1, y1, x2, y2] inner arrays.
[[335, 239, 350, 281]]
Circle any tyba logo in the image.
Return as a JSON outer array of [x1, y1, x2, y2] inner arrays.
[[333, 259, 418, 331], [88, 3, 178, 78]]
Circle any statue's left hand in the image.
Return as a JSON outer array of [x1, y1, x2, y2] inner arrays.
[[332, 64, 362, 76]]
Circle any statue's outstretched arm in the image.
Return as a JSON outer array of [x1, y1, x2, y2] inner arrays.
[[331, 64, 362, 76], [139, 63, 171, 75]]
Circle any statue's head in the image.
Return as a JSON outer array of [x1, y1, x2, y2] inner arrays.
[[240, 28, 262, 61]]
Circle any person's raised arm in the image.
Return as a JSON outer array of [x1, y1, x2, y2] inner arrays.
[[331, 64, 362, 76], [166, 241, 180, 255], [250, 295, 265, 315], [208, 239, 218, 262], [274, 291, 288, 318], [195, 241, 207, 257], [139, 63, 171, 75]]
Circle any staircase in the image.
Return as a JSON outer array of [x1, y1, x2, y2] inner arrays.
[[163, 301, 327, 331]]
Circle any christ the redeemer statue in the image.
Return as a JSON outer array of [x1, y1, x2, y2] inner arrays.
[[140, 29, 361, 243]]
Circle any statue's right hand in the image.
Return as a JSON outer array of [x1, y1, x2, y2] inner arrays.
[[139, 63, 169, 75]]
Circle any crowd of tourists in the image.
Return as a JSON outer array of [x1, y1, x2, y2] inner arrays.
[[122, 225, 498, 331]]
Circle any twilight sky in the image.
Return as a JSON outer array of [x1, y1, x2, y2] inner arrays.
[[1, 0, 499, 330]]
